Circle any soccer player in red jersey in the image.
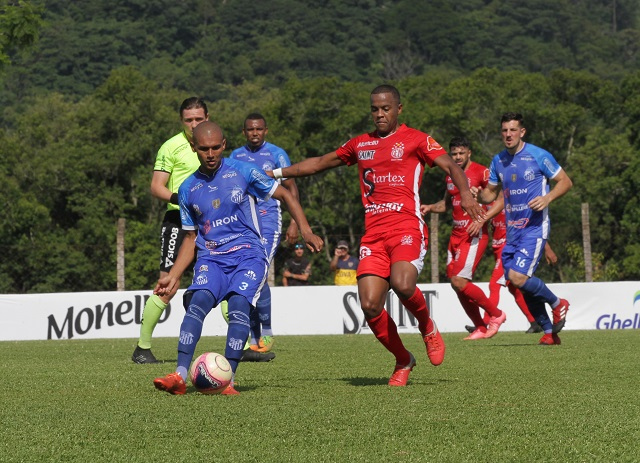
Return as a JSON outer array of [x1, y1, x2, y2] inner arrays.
[[268, 85, 485, 386], [421, 137, 507, 340]]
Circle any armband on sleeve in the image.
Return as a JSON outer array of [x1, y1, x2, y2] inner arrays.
[[170, 193, 179, 205]]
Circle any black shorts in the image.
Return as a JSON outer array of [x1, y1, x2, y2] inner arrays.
[[159, 210, 188, 272]]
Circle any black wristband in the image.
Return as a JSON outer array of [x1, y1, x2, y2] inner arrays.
[[170, 193, 179, 205]]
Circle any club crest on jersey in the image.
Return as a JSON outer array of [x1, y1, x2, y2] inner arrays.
[[511, 173, 517, 182], [230, 188, 243, 204], [262, 162, 273, 171], [390, 142, 404, 159], [212, 199, 221, 209], [426, 136, 443, 151], [359, 246, 372, 260], [524, 168, 535, 182], [400, 235, 413, 246]]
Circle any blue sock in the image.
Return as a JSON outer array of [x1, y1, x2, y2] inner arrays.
[[520, 276, 558, 306], [521, 292, 552, 332], [256, 283, 273, 337], [226, 294, 253, 373], [176, 289, 216, 380]]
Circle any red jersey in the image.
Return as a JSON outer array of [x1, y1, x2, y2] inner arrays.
[[446, 161, 489, 237], [336, 124, 446, 233], [490, 206, 507, 248]]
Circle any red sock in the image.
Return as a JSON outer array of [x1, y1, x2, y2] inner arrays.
[[457, 292, 486, 327], [507, 282, 534, 322], [399, 286, 434, 335], [460, 282, 501, 318], [488, 279, 501, 307], [366, 309, 410, 365]]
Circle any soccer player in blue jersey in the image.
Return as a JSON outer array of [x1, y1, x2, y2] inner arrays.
[[152, 121, 323, 395], [228, 113, 300, 353], [472, 112, 572, 345]]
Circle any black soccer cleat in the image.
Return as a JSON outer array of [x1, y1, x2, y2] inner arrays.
[[132, 346, 162, 364], [240, 350, 275, 362], [526, 321, 543, 334]]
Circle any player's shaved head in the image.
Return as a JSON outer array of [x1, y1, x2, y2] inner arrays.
[[193, 121, 225, 144]]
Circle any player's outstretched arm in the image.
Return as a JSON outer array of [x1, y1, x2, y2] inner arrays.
[[272, 185, 324, 253], [268, 151, 344, 179], [282, 177, 301, 245]]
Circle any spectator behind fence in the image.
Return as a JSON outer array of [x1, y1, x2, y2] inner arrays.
[[330, 240, 359, 285], [283, 243, 311, 286]]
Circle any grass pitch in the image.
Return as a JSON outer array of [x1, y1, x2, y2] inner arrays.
[[1, 330, 638, 462]]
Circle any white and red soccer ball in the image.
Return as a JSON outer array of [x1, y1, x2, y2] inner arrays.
[[189, 352, 232, 394]]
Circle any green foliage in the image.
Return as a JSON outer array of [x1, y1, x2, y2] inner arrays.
[[0, 0, 44, 67], [2, 1, 640, 291], [2, 331, 640, 461]]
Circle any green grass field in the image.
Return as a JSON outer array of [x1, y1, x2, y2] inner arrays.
[[1, 330, 638, 462]]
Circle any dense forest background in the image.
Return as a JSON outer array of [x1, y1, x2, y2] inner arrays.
[[1, 0, 639, 292]]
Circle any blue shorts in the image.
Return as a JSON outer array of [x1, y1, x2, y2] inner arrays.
[[188, 251, 268, 307], [501, 234, 546, 279]]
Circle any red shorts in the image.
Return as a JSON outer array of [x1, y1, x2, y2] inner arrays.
[[357, 229, 428, 280], [446, 231, 488, 280]]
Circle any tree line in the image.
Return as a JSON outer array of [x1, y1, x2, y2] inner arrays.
[[1, 1, 639, 292]]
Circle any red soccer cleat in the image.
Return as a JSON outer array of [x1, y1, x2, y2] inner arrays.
[[221, 384, 240, 395], [388, 352, 416, 387], [464, 327, 487, 340], [424, 324, 446, 365], [552, 299, 570, 333], [153, 372, 186, 395], [539, 333, 561, 345], [485, 310, 507, 338]]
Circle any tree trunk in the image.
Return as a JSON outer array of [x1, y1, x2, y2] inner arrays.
[[117, 218, 126, 291], [582, 203, 593, 282]]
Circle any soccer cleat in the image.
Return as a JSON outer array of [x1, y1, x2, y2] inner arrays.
[[485, 310, 507, 338], [424, 324, 445, 366], [539, 333, 562, 345], [132, 346, 161, 364], [464, 327, 487, 340], [388, 352, 416, 387], [240, 350, 275, 362], [464, 325, 476, 333], [256, 335, 274, 352], [221, 384, 240, 395], [552, 299, 570, 333], [526, 321, 543, 334], [153, 372, 186, 395]]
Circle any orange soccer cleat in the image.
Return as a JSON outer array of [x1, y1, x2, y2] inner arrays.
[[153, 372, 186, 395], [388, 352, 416, 387]]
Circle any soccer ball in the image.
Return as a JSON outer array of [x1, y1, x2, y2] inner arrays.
[[189, 352, 232, 394]]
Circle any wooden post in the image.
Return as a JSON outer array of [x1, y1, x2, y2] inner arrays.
[[581, 203, 593, 282], [117, 218, 126, 291], [430, 214, 439, 283]]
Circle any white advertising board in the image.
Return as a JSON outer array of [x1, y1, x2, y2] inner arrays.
[[0, 282, 638, 341]]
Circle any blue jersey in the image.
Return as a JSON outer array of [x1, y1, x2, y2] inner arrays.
[[229, 142, 292, 225], [488, 142, 562, 242], [178, 158, 278, 260]]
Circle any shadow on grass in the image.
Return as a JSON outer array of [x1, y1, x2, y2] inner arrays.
[[340, 376, 455, 387]]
